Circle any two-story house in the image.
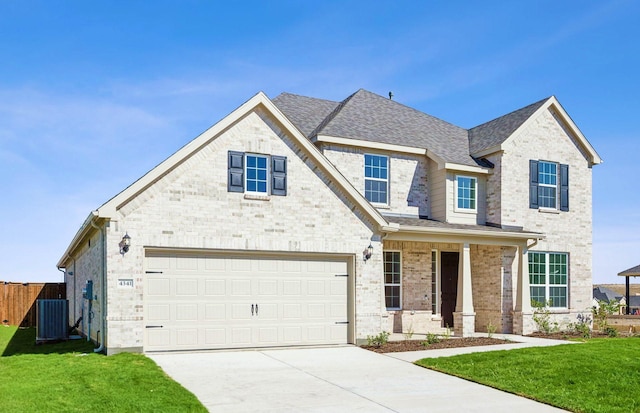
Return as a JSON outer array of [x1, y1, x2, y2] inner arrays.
[[57, 89, 601, 354]]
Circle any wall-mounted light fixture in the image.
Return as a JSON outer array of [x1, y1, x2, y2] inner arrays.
[[119, 233, 131, 255], [363, 243, 373, 261]]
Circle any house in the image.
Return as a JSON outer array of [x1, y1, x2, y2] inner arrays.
[[57, 89, 601, 354], [592, 285, 626, 314]]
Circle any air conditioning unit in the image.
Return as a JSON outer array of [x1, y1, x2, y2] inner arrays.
[[36, 299, 69, 342]]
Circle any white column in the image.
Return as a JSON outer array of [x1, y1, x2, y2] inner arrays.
[[455, 242, 474, 313], [454, 242, 475, 336], [515, 245, 532, 312], [514, 244, 533, 334]]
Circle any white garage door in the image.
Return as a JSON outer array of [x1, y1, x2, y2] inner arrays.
[[144, 251, 350, 352]]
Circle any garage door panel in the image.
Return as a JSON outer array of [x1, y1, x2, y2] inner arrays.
[[147, 278, 171, 296], [205, 279, 225, 295], [176, 304, 198, 321], [205, 304, 225, 320], [176, 279, 198, 296], [145, 253, 349, 351], [147, 304, 170, 321], [232, 279, 251, 295]]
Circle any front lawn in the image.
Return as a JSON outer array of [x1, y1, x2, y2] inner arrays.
[[0, 326, 206, 412], [417, 337, 640, 413]]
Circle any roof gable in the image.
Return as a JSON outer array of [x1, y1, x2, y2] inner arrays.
[[468, 97, 549, 154], [469, 96, 602, 166]]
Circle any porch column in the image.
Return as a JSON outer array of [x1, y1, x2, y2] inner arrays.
[[513, 244, 534, 334], [454, 242, 475, 337]]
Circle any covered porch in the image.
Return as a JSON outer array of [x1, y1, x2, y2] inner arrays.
[[381, 217, 543, 337]]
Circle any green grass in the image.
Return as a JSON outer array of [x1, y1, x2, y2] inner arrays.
[[0, 326, 206, 412], [416, 338, 640, 413]]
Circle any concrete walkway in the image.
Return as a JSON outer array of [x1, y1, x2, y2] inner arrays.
[[149, 338, 570, 412]]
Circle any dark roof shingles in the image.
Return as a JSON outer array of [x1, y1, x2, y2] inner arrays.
[[468, 97, 549, 154], [274, 89, 549, 167]]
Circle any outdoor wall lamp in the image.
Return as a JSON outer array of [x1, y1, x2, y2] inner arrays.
[[119, 233, 131, 255], [363, 243, 373, 261]]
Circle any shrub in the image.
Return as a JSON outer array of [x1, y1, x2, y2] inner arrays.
[[532, 300, 560, 334], [366, 331, 389, 347], [422, 332, 440, 346], [592, 300, 620, 331], [568, 313, 592, 338], [403, 324, 414, 340], [486, 320, 497, 338]]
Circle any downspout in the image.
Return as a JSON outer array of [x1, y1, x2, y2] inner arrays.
[[57, 256, 76, 333], [90, 219, 107, 353]]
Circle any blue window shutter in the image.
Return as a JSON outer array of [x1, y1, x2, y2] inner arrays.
[[228, 151, 244, 192], [560, 164, 569, 211], [271, 155, 287, 196], [529, 160, 539, 209]]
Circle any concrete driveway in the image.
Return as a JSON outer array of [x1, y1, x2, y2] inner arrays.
[[149, 346, 565, 412]]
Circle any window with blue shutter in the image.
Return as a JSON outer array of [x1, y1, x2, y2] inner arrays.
[[227, 151, 287, 196], [529, 160, 569, 211]]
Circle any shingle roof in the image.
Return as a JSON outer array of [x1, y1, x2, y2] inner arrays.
[[274, 89, 477, 167], [593, 286, 623, 302], [468, 97, 550, 154], [273, 89, 552, 168], [619, 264, 640, 276], [385, 215, 536, 235], [272, 93, 339, 137]]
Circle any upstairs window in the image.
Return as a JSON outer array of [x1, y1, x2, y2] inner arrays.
[[228, 151, 287, 196], [530, 160, 569, 211], [529, 251, 568, 308], [455, 175, 477, 211], [538, 161, 557, 208], [364, 154, 388, 204], [246, 154, 268, 194]]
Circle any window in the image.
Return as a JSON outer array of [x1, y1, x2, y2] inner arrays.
[[227, 151, 287, 196], [246, 154, 268, 194], [364, 154, 388, 204], [431, 250, 439, 314], [455, 175, 477, 211], [538, 161, 556, 209], [384, 251, 401, 310], [529, 160, 569, 211], [529, 251, 568, 308]]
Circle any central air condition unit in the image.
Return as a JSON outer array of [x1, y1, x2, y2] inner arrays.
[[36, 299, 69, 343]]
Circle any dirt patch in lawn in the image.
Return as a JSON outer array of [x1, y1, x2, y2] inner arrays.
[[361, 337, 511, 353]]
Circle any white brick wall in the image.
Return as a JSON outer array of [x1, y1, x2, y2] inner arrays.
[[321, 145, 430, 218], [488, 107, 595, 321], [100, 108, 384, 352]]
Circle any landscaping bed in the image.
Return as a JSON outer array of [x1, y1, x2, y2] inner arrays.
[[361, 336, 511, 353]]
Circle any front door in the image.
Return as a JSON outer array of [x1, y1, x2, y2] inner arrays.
[[440, 252, 459, 328]]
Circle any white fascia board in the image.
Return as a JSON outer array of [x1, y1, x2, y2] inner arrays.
[[546, 97, 603, 165], [478, 97, 603, 166], [384, 224, 544, 246], [56, 211, 100, 268], [96, 93, 274, 218], [443, 163, 490, 174], [315, 135, 427, 155], [96, 92, 389, 231]]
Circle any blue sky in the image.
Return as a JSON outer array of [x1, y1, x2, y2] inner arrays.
[[1, 0, 638, 284]]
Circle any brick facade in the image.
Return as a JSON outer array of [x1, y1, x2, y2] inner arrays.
[[60, 93, 598, 352]]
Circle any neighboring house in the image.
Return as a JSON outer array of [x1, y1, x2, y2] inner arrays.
[[592, 285, 626, 314], [57, 89, 601, 354]]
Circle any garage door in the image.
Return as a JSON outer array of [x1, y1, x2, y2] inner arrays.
[[144, 251, 350, 352]]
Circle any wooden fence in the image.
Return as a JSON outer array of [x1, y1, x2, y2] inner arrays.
[[1, 282, 66, 327]]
